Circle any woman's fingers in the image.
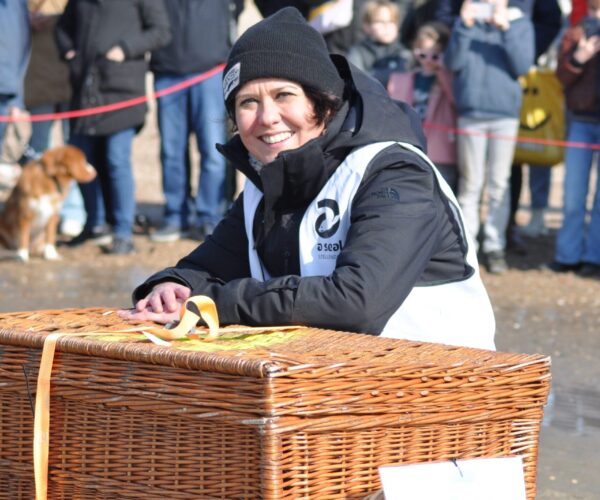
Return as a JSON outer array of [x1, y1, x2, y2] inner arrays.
[[129, 283, 191, 320], [148, 292, 166, 313], [117, 308, 179, 325], [161, 288, 182, 313], [135, 297, 150, 312], [174, 285, 192, 302]]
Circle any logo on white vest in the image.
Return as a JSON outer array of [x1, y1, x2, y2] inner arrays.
[[315, 199, 340, 238]]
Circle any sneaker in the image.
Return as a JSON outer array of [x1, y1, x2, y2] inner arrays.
[[102, 236, 134, 255], [190, 222, 215, 242], [484, 251, 508, 275], [577, 262, 600, 278], [150, 224, 185, 243], [545, 261, 582, 273], [59, 219, 84, 238], [67, 224, 113, 247]]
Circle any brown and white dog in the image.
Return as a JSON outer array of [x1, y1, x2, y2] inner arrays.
[[0, 145, 96, 261]]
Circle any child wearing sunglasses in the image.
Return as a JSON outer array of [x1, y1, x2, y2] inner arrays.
[[387, 22, 458, 193]]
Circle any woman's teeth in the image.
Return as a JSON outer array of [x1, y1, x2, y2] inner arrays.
[[262, 132, 292, 144]]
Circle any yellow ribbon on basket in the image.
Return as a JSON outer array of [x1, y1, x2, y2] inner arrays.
[[33, 296, 216, 500], [142, 294, 219, 342]]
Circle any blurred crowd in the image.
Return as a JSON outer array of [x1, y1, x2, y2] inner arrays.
[[1, 0, 599, 278]]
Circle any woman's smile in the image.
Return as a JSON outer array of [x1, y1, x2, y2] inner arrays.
[[261, 131, 294, 145]]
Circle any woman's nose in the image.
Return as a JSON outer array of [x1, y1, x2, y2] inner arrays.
[[258, 100, 280, 126]]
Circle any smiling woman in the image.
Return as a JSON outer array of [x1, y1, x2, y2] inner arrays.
[[119, 7, 496, 350]]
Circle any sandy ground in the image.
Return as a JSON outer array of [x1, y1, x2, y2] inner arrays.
[[1, 2, 600, 497]]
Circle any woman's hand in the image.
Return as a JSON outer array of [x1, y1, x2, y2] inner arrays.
[[117, 282, 191, 324]]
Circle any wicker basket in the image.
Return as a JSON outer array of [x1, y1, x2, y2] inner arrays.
[[0, 308, 551, 499]]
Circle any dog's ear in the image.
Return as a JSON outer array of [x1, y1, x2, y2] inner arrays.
[[62, 145, 97, 182], [40, 149, 59, 176]]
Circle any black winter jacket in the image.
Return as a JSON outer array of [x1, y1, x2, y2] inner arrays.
[[150, 0, 242, 75], [133, 56, 474, 334], [56, 0, 171, 136]]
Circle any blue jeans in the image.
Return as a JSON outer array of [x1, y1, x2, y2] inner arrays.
[[555, 119, 600, 265], [28, 103, 85, 225], [154, 71, 227, 229], [28, 102, 70, 152], [0, 95, 14, 156], [70, 128, 136, 239], [529, 165, 551, 209]]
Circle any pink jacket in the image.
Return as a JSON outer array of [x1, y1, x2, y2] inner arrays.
[[387, 69, 457, 165]]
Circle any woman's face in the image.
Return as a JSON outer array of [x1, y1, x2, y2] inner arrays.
[[234, 78, 326, 164]]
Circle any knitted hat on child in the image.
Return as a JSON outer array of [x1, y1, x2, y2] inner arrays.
[[222, 7, 345, 105]]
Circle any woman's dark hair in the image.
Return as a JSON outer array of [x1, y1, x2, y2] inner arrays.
[[303, 85, 345, 127], [226, 84, 344, 131]]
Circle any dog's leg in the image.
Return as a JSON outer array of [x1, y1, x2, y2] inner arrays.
[[43, 214, 62, 260], [17, 219, 31, 262]]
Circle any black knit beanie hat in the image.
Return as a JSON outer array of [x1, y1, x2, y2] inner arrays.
[[222, 7, 345, 107]]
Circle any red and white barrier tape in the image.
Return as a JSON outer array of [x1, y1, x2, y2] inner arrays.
[[0, 63, 224, 123], [2, 64, 599, 151]]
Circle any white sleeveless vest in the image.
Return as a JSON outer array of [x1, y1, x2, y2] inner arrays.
[[243, 142, 495, 350]]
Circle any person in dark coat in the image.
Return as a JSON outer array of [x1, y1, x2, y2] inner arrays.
[[55, 0, 171, 254], [149, 0, 243, 243], [120, 7, 495, 350]]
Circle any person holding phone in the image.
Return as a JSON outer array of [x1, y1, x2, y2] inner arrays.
[[444, 0, 535, 274]]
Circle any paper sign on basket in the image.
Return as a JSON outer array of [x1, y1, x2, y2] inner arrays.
[[378, 456, 526, 500]]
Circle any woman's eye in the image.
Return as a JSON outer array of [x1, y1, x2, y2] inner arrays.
[[238, 97, 257, 108], [276, 92, 294, 100]]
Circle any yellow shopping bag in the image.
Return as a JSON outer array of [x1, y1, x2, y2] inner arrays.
[[513, 67, 565, 166]]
